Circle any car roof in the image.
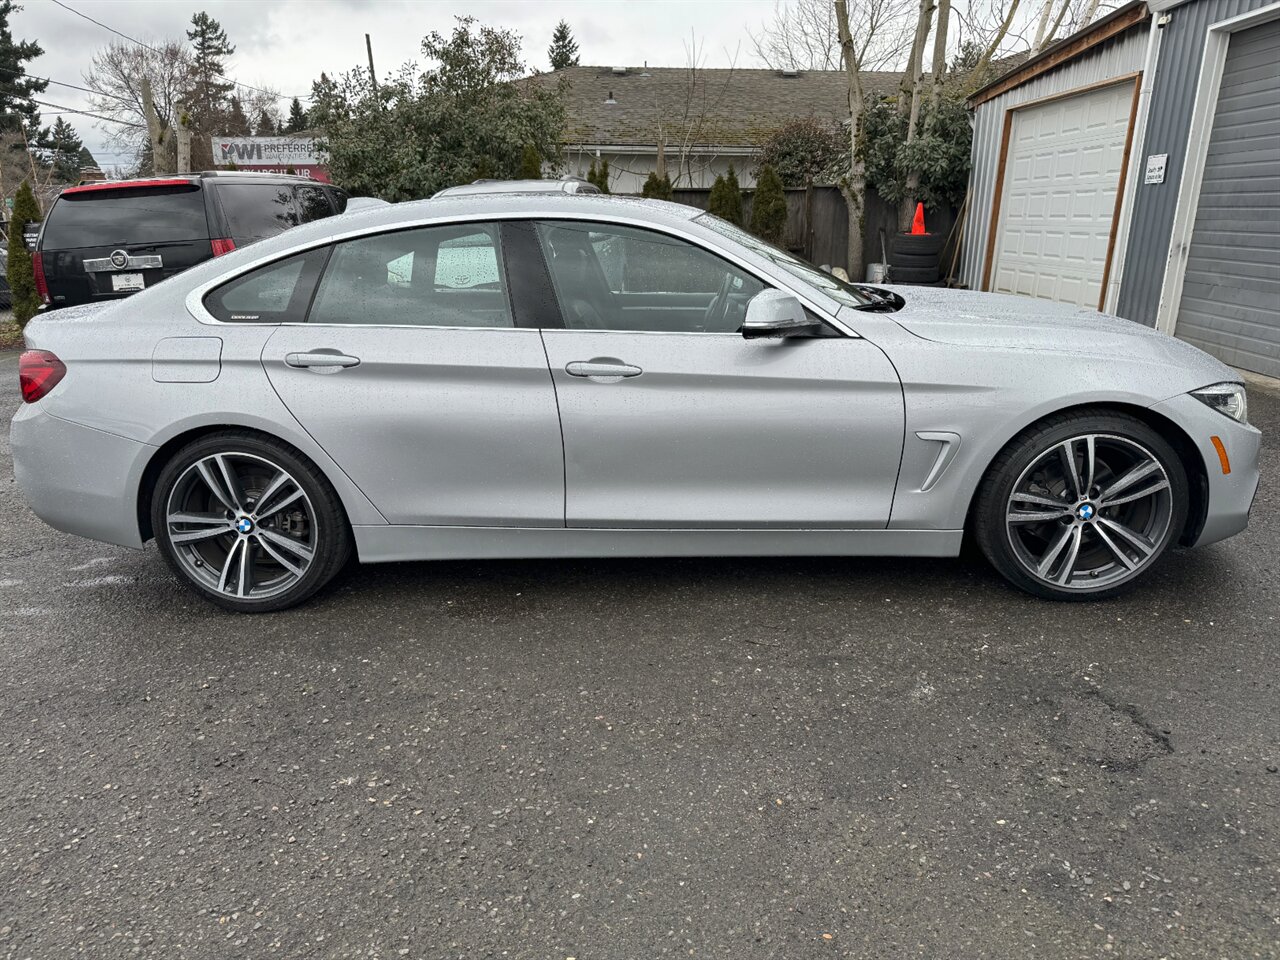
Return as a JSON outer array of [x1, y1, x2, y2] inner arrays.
[[269, 193, 702, 248], [433, 178, 600, 198]]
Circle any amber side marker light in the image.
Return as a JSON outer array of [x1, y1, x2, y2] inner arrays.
[[1210, 436, 1231, 475]]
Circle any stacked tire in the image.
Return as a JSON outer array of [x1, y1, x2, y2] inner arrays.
[[888, 232, 945, 284]]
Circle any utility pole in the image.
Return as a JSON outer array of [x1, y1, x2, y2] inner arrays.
[[365, 34, 378, 95], [175, 106, 192, 175], [141, 75, 168, 174]]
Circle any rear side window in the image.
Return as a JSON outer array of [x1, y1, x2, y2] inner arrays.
[[204, 247, 328, 323], [308, 223, 512, 328], [216, 183, 302, 239], [296, 185, 333, 224], [330, 189, 349, 213], [42, 185, 208, 249]]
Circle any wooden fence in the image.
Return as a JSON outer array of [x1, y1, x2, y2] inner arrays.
[[666, 186, 960, 280]]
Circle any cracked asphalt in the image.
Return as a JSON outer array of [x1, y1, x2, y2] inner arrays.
[[1, 352, 1277, 959]]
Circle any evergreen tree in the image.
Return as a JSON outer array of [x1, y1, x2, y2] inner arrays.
[[641, 170, 673, 200], [749, 164, 787, 244], [254, 110, 275, 135], [586, 158, 610, 193], [548, 20, 579, 70], [45, 117, 84, 182], [186, 11, 235, 154], [724, 164, 744, 224], [7, 179, 42, 326], [0, 1, 48, 141], [286, 96, 307, 133], [225, 95, 250, 135], [711, 170, 742, 226], [519, 143, 542, 179]]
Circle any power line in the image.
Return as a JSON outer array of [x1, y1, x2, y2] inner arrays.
[[0, 64, 134, 105], [48, 0, 308, 102], [30, 99, 143, 129]]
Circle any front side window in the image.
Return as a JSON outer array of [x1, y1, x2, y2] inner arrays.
[[695, 213, 875, 309], [204, 248, 328, 323], [535, 221, 765, 333], [307, 223, 512, 328]]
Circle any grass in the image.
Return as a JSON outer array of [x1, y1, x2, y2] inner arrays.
[[0, 311, 22, 351]]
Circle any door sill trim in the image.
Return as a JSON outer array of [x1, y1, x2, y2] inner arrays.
[[352, 525, 963, 563]]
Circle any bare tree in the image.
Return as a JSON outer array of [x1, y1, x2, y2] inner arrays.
[[752, 0, 916, 72], [83, 39, 193, 170], [834, 0, 868, 277], [652, 33, 741, 188]]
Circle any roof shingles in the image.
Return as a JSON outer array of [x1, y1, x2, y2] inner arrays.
[[529, 66, 903, 149]]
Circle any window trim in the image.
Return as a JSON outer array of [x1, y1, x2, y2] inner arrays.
[[184, 211, 854, 335]]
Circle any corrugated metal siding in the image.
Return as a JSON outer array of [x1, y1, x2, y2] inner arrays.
[[1115, 0, 1273, 324], [1172, 16, 1280, 375], [960, 29, 1149, 291]]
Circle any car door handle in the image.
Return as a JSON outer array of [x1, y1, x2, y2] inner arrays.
[[565, 359, 643, 380], [285, 351, 361, 369]]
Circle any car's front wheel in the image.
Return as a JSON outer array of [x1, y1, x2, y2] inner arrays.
[[974, 411, 1189, 600], [151, 431, 351, 613]]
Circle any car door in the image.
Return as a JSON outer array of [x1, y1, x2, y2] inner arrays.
[[530, 219, 905, 529], [252, 221, 564, 527]]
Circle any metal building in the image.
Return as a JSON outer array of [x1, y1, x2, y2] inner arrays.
[[961, 0, 1280, 378]]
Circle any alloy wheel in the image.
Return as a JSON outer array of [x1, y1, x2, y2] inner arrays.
[[1004, 433, 1174, 591], [165, 452, 318, 601]]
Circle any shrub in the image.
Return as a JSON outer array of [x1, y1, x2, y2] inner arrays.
[[707, 165, 743, 225], [641, 171, 673, 200], [520, 143, 543, 179], [750, 164, 787, 244], [7, 180, 42, 327]]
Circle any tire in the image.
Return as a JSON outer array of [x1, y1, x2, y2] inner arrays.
[[973, 411, 1189, 601], [890, 233, 945, 259], [151, 431, 352, 613], [888, 251, 942, 269], [888, 265, 940, 284]]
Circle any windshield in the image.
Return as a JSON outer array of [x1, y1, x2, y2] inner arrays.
[[695, 212, 875, 308]]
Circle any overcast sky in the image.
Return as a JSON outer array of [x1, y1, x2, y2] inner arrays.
[[16, 0, 782, 169]]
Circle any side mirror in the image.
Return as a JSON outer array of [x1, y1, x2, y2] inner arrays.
[[741, 289, 819, 339]]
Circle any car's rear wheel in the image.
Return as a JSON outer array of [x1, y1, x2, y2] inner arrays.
[[974, 411, 1188, 600], [151, 432, 351, 613]]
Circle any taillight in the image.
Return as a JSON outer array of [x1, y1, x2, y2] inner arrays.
[[211, 238, 236, 256], [32, 252, 50, 304], [19, 350, 66, 403]]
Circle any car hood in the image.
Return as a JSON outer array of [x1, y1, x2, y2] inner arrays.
[[885, 286, 1235, 380]]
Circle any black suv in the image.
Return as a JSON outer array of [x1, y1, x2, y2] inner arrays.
[[34, 172, 349, 310]]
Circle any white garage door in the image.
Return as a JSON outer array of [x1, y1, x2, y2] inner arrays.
[[990, 81, 1135, 308]]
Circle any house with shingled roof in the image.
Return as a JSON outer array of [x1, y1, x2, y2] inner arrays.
[[528, 65, 904, 193]]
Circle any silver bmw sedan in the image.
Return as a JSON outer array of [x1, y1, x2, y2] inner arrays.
[[11, 194, 1260, 612]]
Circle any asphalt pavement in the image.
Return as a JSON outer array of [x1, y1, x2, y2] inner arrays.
[[1, 351, 1276, 959]]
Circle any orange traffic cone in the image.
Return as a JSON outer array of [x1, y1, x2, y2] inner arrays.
[[910, 202, 927, 235]]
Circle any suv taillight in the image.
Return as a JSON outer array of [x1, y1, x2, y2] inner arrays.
[[19, 350, 66, 403], [211, 238, 236, 256], [32, 252, 50, 304]]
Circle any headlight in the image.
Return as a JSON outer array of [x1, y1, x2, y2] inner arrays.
[[1192, 382, 1248, 424]]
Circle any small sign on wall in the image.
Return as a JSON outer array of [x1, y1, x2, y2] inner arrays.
[[1144, 154, 1168, 184]]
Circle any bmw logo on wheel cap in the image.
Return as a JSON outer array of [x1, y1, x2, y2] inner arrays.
[[236, 517, 254, 534], [1076, 503, 1096, 521]]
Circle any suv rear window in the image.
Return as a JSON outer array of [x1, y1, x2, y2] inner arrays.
[[43, 185, 208, 248], [217, 183, 303, 238]]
